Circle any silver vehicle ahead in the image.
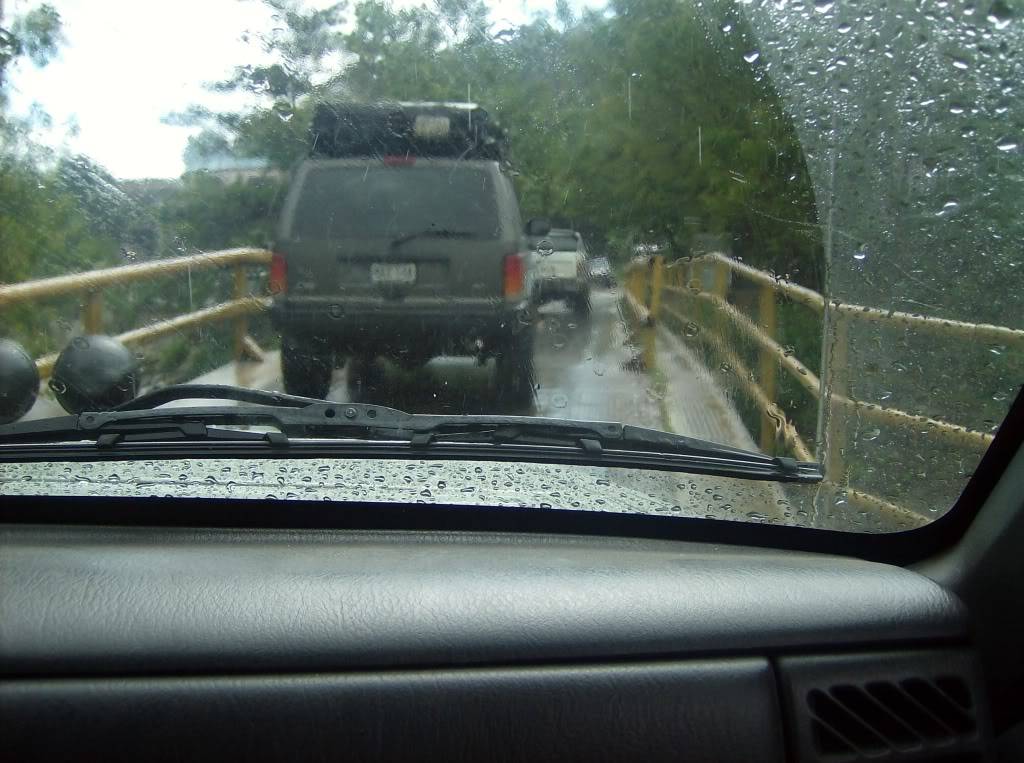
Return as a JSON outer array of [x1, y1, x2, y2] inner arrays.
[[587, 256, 615, 288], [529, 227, 591, 316], [271, 153, 537, 406]]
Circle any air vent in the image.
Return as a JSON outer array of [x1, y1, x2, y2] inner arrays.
[[779, 651, 990, 763], [807, 676, 977, 758]]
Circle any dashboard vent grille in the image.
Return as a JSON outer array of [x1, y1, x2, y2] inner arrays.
[[807, 676, 978, 759]]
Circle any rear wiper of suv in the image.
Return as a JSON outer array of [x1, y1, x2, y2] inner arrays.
[[0, 384, 823, 483], [390, 229, 476, 248]]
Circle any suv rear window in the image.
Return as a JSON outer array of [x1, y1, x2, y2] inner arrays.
[[290, 163, 499, 240]]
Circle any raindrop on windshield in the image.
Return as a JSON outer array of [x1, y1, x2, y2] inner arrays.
[[987, 1, 1013, 29], [743, 51, 761, 64]]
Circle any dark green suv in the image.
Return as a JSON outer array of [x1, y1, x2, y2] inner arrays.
[[270, 153, 537, 405]]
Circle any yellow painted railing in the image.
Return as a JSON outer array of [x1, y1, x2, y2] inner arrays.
[[624, 252, 1022, 523], [0, 248, 273, 378]]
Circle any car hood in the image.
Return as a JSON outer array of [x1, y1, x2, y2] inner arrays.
[[0, 454, 826, 522]]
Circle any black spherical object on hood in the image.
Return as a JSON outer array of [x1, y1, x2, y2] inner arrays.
[[0, 338, 40, 425], [50, 335, 140, 414]]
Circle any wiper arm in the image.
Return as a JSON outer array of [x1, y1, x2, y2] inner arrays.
[[390, 228, 475, 248], [0, 384, 822, 483]]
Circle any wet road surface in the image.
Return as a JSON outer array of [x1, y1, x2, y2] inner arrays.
[[214, 288, 756, 447]]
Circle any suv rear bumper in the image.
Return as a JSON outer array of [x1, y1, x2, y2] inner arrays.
[[271, 296, 531, 355]]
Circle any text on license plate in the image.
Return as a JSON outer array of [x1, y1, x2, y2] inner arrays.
[[370, 263, 417, 285]]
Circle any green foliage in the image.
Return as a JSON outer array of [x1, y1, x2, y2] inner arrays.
[[0, 3, 62, 87], [158, 174, 283, 251], [182, 0, 821, 285]]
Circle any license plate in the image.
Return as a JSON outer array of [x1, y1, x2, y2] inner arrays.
[[370, 263, 416, 285]]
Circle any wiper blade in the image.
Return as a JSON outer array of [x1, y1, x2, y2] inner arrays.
[[0, 384, 823, 483], [390, 228, 475, 248]]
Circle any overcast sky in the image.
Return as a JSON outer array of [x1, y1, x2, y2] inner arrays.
[[6, 0, 584, 179]]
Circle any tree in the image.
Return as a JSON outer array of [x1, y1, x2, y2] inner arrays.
[[0, 2, 62, 92]]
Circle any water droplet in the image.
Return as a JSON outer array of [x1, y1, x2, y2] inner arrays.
[[853, 248, 868, 261], [552, 334, 567, 350], [952, 58, 969, 70], [813, 0, 834, 12], [862, 428, 881, 441], [719, 362, 732, 374], [593, 363, 606, 376], [552, 393, 568, 408], [987, 1, 1013, 29], [683, 321, 700, 337], [328, 304, 343, 319], [996, 139, 1018, 152], [536, 240, 554, 256], [743, 51, 760, 63], [935, 200, 960, 217]]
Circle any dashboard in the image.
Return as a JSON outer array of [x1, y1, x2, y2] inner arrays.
[[0, 524, 992, 762]]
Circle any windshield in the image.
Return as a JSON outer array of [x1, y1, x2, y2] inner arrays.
[[289, 163, 499, 240], [0, 0, 1020, 533]]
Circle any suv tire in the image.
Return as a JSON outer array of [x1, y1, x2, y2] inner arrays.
[[495, 329, 536, 410], [282, 336, 334, 399], [572, 291, 592, 317], [347, 355, 385, 402]]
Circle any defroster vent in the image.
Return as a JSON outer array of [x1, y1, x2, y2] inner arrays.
[[780, 651, 989, 763]]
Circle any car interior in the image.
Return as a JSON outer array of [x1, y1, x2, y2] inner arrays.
[[2, 389, 1022, 763]]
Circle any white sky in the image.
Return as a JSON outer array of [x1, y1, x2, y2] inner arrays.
[[6, 0, 582, 179]]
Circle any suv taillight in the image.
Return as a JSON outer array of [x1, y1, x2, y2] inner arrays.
[[503, 253, 525, 298], [269, 252, 287, 294]]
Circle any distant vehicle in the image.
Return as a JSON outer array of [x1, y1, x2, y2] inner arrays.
[[529, 227, 591, 315], [587, 256, 615, 288], [270, 102, 537, 406]]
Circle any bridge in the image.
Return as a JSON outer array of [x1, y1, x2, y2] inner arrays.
[[2, 248, 1019, 531]]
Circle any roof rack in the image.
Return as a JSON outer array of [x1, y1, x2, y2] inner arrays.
[[310, 102, 508, 161]]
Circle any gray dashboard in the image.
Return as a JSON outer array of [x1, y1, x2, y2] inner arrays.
[[0, 526, 989, 762]]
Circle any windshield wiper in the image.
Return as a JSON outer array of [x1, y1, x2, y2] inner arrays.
[[0, 384, 823, 483], [390, 229, 476, 248]]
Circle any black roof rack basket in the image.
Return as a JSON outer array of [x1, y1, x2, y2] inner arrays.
[[310, 101, 508, 161]]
